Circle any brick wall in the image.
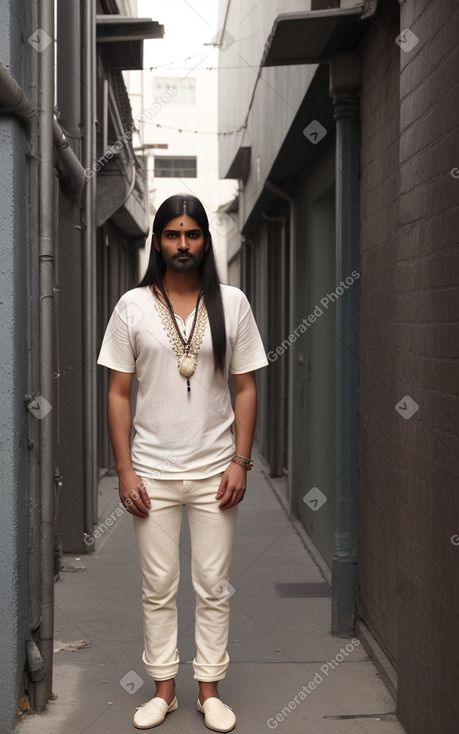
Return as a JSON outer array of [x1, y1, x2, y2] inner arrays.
[[359, 0, 459, 731], [358, 3, 401, 667], [396, 0, 459, 731]]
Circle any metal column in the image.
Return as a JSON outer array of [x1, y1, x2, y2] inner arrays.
[[34, 0, 56, 710], [329, 53, 361, 635]]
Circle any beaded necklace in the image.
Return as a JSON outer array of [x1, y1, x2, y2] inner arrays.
[[152, 286, 208, 392]]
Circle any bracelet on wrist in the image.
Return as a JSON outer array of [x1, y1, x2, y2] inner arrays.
[[231, 454, 253, 470]]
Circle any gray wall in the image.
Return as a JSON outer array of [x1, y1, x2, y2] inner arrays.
[[218, 0, 316, 225], [290, 159, 336, 567], [218, 0, 339, 565], [0, 3, 32, 730], [359, 1, 459, 730]]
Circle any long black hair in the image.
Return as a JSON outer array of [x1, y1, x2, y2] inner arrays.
[[137, 194, 226, 373]]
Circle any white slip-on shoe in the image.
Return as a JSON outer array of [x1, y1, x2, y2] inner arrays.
[[197, 697, 236, 732], [133, 696, 178, 729]]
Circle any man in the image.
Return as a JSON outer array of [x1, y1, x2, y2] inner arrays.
[[97, 194, 267, 731]]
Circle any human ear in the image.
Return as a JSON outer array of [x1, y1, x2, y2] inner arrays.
[[153, 233, 160, 251]]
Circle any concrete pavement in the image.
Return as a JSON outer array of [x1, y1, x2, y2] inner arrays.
[[18, 456, 406, 734]]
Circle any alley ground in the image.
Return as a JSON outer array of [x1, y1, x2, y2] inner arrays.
[[18, 454, 406, 734]]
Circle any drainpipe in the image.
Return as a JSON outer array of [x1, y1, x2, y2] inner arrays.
[[0, 65, 85, 203], [329, 52, 361, 635], [0, 55, 44, 652], [82, 0, 97, 544], [261, 211, 287, 477], [33, 0, 55, 711], [0, 33, 46, 695], [0, 63, 37, 140], [53, 117, 86, 204], [265, 180, 295, 504]]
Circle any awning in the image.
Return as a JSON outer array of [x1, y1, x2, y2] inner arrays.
[[261, 7, 369, 67], [96, 15, 164, 70], [225, 146, 251, 182]]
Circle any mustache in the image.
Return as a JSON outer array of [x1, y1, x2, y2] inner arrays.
[[174, 253, 194, 259]]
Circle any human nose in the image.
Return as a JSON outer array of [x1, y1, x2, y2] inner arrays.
[[177, 233, 189, 250]]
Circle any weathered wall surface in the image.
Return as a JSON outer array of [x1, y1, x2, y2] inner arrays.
[[359, 1, 459, 731], [358, 3, 400, 666], [0, 3, 31, 731], [396, 1, 459, 731]]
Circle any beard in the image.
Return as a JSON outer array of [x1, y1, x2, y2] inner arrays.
[[162, 249, 204, 273]]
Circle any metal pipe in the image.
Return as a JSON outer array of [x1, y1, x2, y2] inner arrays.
[[82, 0, 97, 546], [329, 53, 361, 635], [261, 211, 287, 476], [27, 28, 43, 638], [55, 0, 84, 554], [0, 50, 43, 638], [89, 1, 98, 539], [265, 180, 295, 504], [33, 0, 55, 711], [217, 0, 232, 48], [0, 62, 37, 139], [53, 117, 86, 203]]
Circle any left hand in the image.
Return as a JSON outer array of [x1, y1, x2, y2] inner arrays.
[[215, 462, 247, 510]]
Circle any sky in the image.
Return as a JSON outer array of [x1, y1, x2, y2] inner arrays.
[[138, 0, 221, 73], [134, 0, 237, 279]]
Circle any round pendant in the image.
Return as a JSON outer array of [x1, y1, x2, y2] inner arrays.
[[178, 353, 197, 378]]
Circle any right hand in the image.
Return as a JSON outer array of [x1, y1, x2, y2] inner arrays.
[[118, 469, 151, 518]]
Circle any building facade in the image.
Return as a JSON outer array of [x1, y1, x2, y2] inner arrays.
[[218, 1, 459, 732], [0, 0, 162, 729], [124, 12, 237, 284]]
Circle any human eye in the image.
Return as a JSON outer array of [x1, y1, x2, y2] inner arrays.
[[187, 230, 201, 239], [165, 231, 178, 238]]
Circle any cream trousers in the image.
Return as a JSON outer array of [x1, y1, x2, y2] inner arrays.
[[133, 474, 238, 682]]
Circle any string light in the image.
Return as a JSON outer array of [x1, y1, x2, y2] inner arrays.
[[149, 65, 259, 71], [147, 122, 248, 137], [148, 52, 210, 71]]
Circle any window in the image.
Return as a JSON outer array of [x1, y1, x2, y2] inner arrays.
[[153, 77, 196, 105], [154, 156, 197, 178]]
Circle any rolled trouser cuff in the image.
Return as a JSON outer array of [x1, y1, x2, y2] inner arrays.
[[192, 651, 230, 681], [142, 648, 180, 680]]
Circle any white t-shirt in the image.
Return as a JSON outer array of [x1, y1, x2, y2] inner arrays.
[[97, 284, 268, 479]]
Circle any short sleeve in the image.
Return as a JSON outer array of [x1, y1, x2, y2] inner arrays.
[[230, 296, 268, 374], [97, 302, 136, 373]]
